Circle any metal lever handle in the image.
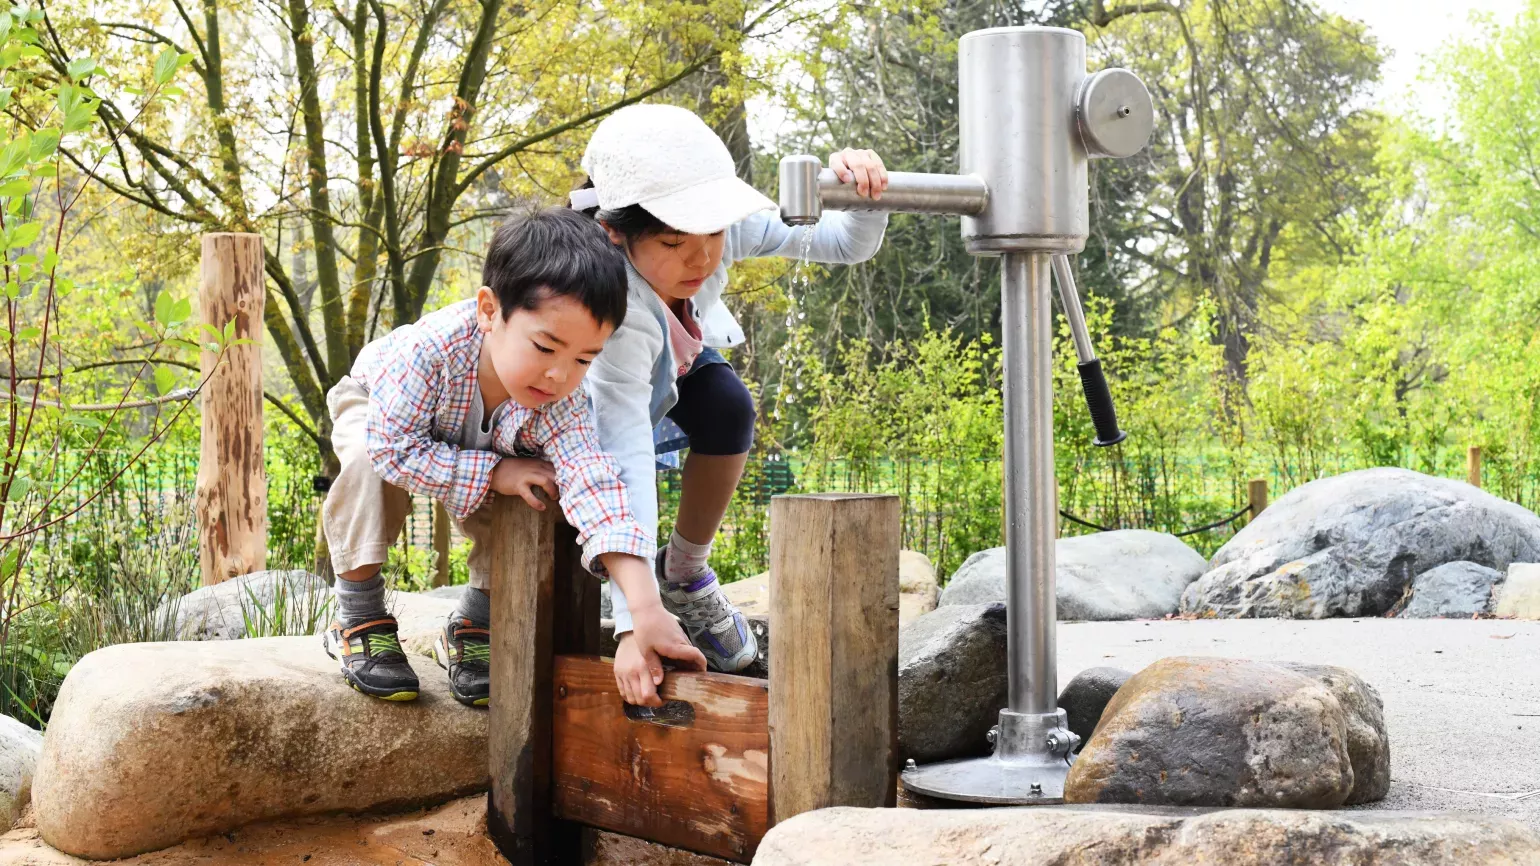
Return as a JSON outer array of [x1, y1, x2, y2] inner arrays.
[[1050, 255, 1126, 447]]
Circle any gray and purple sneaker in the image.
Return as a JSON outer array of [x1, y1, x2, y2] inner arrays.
[[655, 551, 758, 673]]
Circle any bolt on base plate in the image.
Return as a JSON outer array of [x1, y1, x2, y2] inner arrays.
[[901, 707, 1077, 805]]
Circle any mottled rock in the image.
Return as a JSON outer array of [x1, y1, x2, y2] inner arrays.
[[1400, 561, 1504, 618], [0, 715, 41, 831], [1275, 662, 1391, 805], [32, 637, 487, 860], [939, 531, 1207, 620], [897, 604, 1007, 763], [1183, 469, 1540, 618], [166, 570, 330, 641], [752, 805, 1540, 866], [897, 551, 939, 624], [1496, 563, 1540, 619], [1065, 656, 1388, 808], [1056, 666, 1131, 745]]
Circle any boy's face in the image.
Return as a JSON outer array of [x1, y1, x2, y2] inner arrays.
[[476, 287, 614, 410]]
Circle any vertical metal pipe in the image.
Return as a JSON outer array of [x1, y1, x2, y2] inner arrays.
[[1000, 252, 1058, 714]]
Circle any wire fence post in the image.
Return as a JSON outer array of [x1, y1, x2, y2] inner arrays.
[[1246, 478, 1268, 525], [1468, 446, 1482, 489], [433, 501, 451, 587]]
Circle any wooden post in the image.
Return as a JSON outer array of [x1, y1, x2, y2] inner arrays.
[[194, 233, 266, 586], [1246, 478, 1268, 525], [488, 496, 591, 865], [768, 493, 900, 825], [1468, 446, 1482, 489], [433, 501, 452, 587]]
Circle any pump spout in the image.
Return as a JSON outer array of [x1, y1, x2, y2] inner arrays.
[[777, 155, 989, 226]]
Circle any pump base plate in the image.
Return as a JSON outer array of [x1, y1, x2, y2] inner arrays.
[[901, 754, 1073, 805]]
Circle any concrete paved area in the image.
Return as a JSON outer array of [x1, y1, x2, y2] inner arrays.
[[1055, 619, 1540, 829]]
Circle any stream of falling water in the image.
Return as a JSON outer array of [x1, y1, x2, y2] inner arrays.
[[772, 226, 817, 424]]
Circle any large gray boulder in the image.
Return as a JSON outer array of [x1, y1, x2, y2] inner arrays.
[[0, 714, 40, 831], [897, 604, 1007, 763], [1065, 656, 1388, 808], [1400, 561, 1505, 618], [1182, 468, 1540, 618], [940, 530, 1207, 620], [167, 570, 330, 640], [753, 806, 1540, 866], [31, 637, 487, 860]]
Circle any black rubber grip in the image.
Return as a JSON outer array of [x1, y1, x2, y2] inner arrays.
[[1077, 359, 1127, 447]]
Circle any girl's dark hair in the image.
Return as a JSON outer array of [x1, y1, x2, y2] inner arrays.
[[482, 206, 627, 330], [572, 176, 676, 241]]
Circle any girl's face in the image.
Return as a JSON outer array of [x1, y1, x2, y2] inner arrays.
[[605, 225, 725, 304]]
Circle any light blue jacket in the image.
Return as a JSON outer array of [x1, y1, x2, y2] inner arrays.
[[587, 209, 889, 634]]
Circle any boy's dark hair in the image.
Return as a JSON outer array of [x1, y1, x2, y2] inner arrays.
[[572, 176, 676, 241], [482, 206, 628, 330]]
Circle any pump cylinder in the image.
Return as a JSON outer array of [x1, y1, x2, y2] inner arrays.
[[959, 26, 1088, 254]]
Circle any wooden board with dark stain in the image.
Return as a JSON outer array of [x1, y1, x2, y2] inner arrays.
[[552, 654, 770, 863]]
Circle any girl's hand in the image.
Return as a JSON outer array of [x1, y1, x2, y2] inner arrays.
[[829, 148, 889, 200], [490, 457, 557, 510], [613, 603, 707, 707]]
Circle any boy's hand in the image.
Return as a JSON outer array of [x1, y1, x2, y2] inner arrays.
[[490, 457, 557, 510], [829, 148, 889, 200], [613, 603, 706, 707]]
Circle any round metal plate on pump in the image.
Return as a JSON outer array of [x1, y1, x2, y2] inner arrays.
[[1077, 68, 1155, 159]]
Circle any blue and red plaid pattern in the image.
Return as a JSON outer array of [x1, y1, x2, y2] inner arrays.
[[351, 299, 653, 574]]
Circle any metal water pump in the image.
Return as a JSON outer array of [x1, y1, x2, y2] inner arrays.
[[778, 25, 1153, 804]]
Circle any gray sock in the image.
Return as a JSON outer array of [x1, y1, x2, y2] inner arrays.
[[334, 574, 388, 626], [452, 582, 489, 622], [455, 586, 491, 627]]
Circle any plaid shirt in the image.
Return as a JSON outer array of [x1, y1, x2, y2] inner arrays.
[[350, 299, 653, 573]]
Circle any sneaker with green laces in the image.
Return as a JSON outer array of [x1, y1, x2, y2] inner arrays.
[[322, 616, 419, 701], [432, 614, 490, 707]]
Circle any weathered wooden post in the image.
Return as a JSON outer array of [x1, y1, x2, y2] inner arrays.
[[1468, 446, 1482, 489], [769, 493, 901, 822], [1247, 478, 1268, 526], [194, 233, 266, 586], [487, 496, 593, 865]]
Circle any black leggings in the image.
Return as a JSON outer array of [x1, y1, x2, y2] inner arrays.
[[665, 362, 757, 455]]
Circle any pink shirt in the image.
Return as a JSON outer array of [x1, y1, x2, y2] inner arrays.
[[665, 301, 704, 378]]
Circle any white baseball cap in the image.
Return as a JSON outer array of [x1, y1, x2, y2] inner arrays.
[[578, 103, 776, 235]]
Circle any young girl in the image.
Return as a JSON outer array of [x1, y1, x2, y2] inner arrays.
[[572, 103, 890, 698]]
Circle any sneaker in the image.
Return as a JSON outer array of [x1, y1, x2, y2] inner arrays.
[[432, 614, 490, 708], [322, 616, 419, 701], [655, 550, 758, 673]]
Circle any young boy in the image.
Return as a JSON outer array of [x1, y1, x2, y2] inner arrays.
[[321, 207, 705, 708]]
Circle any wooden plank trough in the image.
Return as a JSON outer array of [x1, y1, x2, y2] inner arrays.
[[486, 493, 901, 865]]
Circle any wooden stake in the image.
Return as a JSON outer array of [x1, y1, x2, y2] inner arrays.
[[1246, 479, 1268, 525], [194, 233, 266, 586], [488, 497, 590, 865], [433, 501, 451, 587], [1468, 446, 1482, 489], [768, 493, 900, 825]]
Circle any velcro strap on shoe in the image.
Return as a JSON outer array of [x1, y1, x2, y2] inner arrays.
[[343, 618, 398, 639]]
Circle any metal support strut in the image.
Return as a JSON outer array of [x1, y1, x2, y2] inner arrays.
[[899, 253, 1081, 804]]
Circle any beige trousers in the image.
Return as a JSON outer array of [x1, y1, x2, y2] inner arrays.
[[323, 377, 499, 589]]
